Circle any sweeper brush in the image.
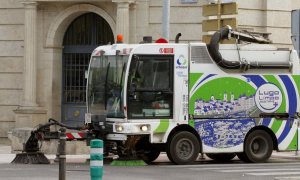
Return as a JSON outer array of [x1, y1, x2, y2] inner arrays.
[[11, 128, 50, 164], [110, 136, 147, 166], [11, 152, 50, 164], [11, 118, 84, 164]]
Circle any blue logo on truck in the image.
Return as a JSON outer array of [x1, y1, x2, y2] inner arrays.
[[255, 83, 282, 113]]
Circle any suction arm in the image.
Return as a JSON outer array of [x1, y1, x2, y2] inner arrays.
[[207, 25, 292, 70]]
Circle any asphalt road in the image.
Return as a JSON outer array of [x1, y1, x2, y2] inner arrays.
[[1, 154, 300, 180]]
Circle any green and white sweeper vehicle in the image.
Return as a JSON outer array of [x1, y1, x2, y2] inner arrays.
[[85, 26, 300, 165]]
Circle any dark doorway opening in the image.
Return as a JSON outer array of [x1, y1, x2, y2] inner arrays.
[[62, 13, 114, 126]]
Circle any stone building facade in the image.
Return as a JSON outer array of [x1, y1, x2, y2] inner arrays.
[[0, 0, 300, 144]]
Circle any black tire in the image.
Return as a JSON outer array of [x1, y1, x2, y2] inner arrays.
[[135, 137, 161, 164], [206, 153, 236, 162], [141, 149, 160, 164], [244, 130, 273, 163], [166, 149, 175, 163], [237, 152, 250, 163], [167, 131, 200, 165]]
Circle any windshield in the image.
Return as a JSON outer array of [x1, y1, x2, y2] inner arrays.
[[87, 55, 128, 118]]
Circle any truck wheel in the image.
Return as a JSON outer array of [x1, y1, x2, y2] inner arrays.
[[167, 131, 200, 165], [135, 137, 161, 163], [237, 152, 250, 162], [142, 150, 161, 164], [244, 130, 273, 163], [206, 153, 236, 162]]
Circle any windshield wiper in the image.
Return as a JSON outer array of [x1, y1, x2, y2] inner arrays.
[[104, 62, 110, 110], [134, 88, 173, 93]]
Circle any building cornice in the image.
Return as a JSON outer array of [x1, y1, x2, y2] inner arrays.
[[22, 0, 112, 2], [112, 0, 136, 3]]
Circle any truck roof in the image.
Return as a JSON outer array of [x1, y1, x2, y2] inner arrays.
[[92, 42, 287, 57]]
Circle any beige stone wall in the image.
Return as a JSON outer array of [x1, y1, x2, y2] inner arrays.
[[0, 0, 24, 144], [295, 0, 300, 9], [148, 0, 204, 42], [237, 0, 299, 48], [145, 0, 300, 47]]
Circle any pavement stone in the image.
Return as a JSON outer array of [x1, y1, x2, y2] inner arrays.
[[275, 177, 300, 180], [1, 145, 300, 180], [271, 151, 300, 160], [1, 144, 300, 164]]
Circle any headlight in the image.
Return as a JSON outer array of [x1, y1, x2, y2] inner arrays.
[[140, 125, 150, 132], [115, 125, 124, 132]]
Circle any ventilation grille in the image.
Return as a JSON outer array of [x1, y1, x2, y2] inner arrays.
[[191, 46, 213, 64]]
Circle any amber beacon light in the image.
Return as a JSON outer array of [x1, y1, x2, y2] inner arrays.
[[116, 34, 124, 43]]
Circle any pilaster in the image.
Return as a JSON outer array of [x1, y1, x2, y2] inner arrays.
[[113, 0, 135, 43], [129, 3, 137, 43], [13, 1, 47, 129], [23, 1, 38, 107]]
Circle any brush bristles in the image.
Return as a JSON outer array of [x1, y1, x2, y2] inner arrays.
[[110, 160, 147, 166], [11, 152, 50, 164]]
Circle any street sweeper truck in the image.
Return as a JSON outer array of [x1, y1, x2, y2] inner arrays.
[[85, 25, 300, 165]]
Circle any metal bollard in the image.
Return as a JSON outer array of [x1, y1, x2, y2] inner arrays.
[[59, 128, 66, 180], [90, 139, 103, 180]]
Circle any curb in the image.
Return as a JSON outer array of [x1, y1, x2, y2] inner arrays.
[[271, 156, 300, 160], [274, 177, 300, 180], [271, 153, 300, 160]]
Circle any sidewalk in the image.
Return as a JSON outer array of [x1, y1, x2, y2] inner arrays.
[[271, 151, 300, 160], [0, 145, 89, 164], [0, 145, 15, 164]]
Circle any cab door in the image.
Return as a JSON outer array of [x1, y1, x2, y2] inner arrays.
[[126, 55, 174, 119]]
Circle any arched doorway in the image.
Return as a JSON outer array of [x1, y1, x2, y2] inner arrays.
[[62, 12, 114, 125]]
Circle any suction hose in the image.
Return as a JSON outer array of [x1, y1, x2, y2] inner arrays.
[[208, 26, 242, 69], [207, 26, 292, 70]]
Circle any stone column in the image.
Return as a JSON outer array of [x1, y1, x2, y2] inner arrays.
[[23, 1, 38, 107], [13, 1, 47, 129], [129, 3, 137, 43], [113, 0, 135, 43]]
